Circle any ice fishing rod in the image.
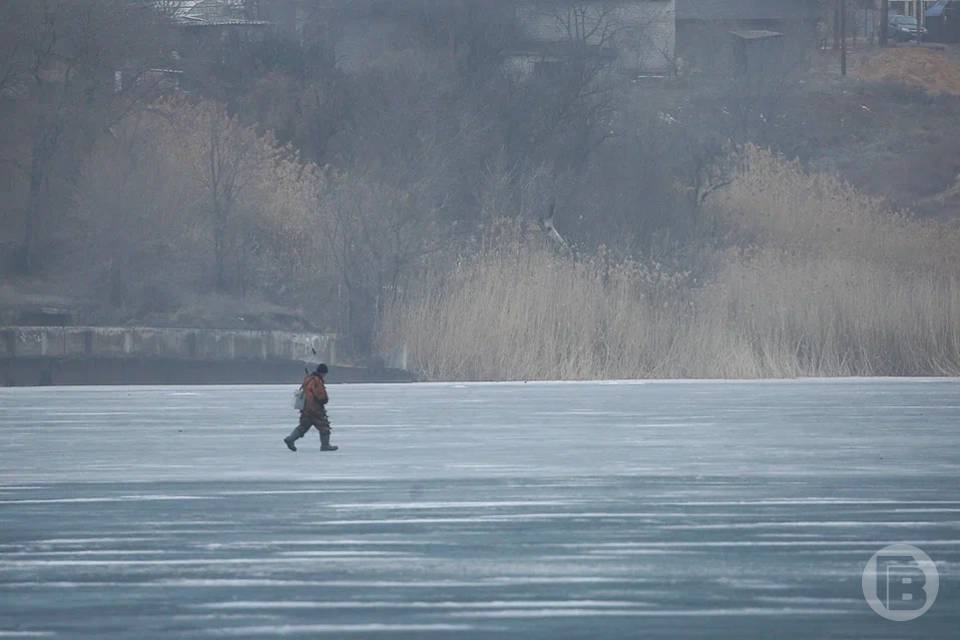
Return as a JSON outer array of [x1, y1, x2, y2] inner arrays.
[[305, 346, 318, 375]]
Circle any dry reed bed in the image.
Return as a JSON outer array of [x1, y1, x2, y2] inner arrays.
[[381, 147, 960, 379]]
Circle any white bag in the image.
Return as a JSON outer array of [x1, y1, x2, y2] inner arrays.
[[293, 388, 305, 411]]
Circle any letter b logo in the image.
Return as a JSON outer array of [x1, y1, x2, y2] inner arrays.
[[863, 544, 939, 621]]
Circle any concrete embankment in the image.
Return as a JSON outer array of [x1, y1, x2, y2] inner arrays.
[[0, 326, 411, 385]]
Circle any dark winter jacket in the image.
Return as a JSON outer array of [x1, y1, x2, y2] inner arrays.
[[301, 373, 328, 415]]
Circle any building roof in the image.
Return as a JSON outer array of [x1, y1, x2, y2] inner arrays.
[[158, 0, 270, 27], [729, 30, 784, 41], [926, 0, 954, 18], [676, 0, 821, 21]]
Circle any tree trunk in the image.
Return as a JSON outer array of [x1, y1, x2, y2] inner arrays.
[[22, 162, 41, 273], [880, 0, 889, 47], [840, 0, 847, 77], [833, 2, 841, 50], [21, 123, 60, 274], [214, 209, 227, 290]]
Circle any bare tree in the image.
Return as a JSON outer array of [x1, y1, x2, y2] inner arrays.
[[72, 97, 332, 316], [73, 106, 202, 310], [183, 101, 286, 292], [0, 0, 169, 273], [323, 163, 451, 355], [508, 2, 624, 168]]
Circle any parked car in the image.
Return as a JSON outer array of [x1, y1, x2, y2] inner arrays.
[[887, 14, 928, 41]]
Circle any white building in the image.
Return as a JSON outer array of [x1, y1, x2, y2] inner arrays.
[[889, 0, 939, 20]]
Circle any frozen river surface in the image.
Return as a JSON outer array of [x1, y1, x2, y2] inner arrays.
[[1, 379, 958, 638]]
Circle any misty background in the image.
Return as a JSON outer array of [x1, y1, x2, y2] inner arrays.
[[1, 0, 958, 380]]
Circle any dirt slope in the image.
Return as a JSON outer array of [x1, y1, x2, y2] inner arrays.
[[853, 45, 960, 95]]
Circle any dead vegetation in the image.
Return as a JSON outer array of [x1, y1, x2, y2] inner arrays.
[[852, 45, 960, 96], [381, 147, 960, 380], [4, 2, 960, 375]]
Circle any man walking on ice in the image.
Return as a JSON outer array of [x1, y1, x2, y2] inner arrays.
[[285, 363, 339, 452]]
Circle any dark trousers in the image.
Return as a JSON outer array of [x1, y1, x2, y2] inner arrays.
[[294, 409, 330, 438]]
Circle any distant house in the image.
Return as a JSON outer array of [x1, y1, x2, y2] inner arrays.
[[926, 0, 960, 42], [162, 0, 271, 28], [306, 1, 678, 78], [675, 0, 820, 75], [506, 1, 677, 78], [158, 0, 272, 60], [153, 0, 830, 81], [890, 1, 939, 19], [148, 0, 273, 89]]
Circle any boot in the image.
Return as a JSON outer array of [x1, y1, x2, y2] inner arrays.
[[284, 428, 301, 452], [320, 431, 338, 452]]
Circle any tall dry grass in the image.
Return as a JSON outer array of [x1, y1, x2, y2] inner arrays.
[[380, 147, 960, 379], [381, 236, 692, 380]]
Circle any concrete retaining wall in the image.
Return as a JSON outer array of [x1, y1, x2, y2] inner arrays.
[[1, 358, 414, 386], [0, 326, 338, 364]]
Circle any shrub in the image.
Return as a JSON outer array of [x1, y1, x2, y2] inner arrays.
[[379, 149, 960, 379]]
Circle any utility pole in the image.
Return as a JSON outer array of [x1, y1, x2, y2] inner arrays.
[[880, 0, 889, 47], [840, 0, 847, 76], [833, 1, 841, 49], [916, 0, 924, 42]]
